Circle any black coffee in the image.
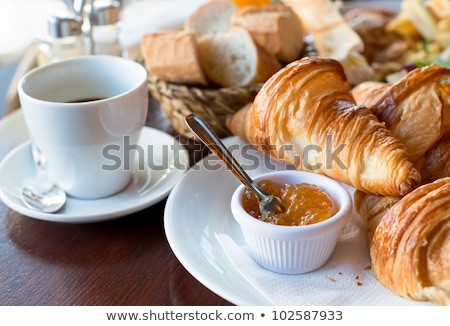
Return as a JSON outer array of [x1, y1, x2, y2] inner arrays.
[[67, 97, 105, 103]]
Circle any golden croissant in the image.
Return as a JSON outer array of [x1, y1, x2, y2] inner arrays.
[[352, 64, 450, 161], [226, 57, 420, 196], [355, 178, 450, 305], [414, 128, 450, 184], [353, 190, 399, 248]]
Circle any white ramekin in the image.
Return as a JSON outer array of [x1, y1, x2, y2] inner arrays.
[[231, 170, 352, 274]]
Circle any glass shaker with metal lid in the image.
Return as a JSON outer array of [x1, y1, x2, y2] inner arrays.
[[37, 13, 87, 66], [90, 0, 122, 56]]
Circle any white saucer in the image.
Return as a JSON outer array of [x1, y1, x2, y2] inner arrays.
[[0, 127, 189, 223]]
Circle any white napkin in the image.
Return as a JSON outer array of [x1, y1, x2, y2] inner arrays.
[[216, 210, 435, 306]]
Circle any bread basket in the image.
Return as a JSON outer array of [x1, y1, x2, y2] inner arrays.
[[147, 73, 262, 138]]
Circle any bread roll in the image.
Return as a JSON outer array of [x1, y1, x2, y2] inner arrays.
[[140, 30, 208, 86]]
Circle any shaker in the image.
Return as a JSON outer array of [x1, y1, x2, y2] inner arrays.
[[90, 0, 122, 56], [37, 13, 87, 66]]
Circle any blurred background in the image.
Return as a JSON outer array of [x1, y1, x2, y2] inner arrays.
[[0, 0, 209, 118], [0, 0, 378, 118]]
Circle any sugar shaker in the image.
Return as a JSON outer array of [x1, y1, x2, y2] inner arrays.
[[90, 0, 122, 56], [37, 13, 87, 65]]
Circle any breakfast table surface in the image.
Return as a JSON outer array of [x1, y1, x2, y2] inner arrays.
[[0, 96, 232, 306]]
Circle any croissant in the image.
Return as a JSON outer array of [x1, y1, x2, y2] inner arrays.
[[414, 127, 450, 184], [352, 64, 450, 161], [353, 190, 400, 248], [358, 178, 450, 305], [226, 57, 420, 196]]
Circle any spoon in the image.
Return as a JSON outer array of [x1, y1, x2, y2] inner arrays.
[[185, 114, 285, 216], [21, 143, 67, 213]]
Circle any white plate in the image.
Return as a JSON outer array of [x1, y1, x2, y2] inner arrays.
[[165, 137, 292, 305], [0, 126, 189, 223], [164, 137, 434, 306]]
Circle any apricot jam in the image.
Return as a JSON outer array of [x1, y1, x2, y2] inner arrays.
[[242, 180, 338, 226], [231, 0, 271, 6]]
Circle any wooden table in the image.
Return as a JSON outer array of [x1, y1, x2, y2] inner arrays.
[[0, 96, 232, 306]]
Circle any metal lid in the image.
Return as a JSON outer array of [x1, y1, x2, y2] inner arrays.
[[91, 0, 120, 26], [48, 14, 83, 38]]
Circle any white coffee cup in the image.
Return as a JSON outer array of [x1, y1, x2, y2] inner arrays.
[[18, 55, 148, 199]]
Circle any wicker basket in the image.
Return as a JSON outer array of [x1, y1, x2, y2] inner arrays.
[[147, 73, 262, 138]]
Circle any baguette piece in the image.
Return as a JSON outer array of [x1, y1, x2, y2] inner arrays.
[[283, 0, 374, 85], [184, 0, 237, 40], [140, 30, 208, 86], [231, 4, 304, 63], [197, 27, 282, 87]]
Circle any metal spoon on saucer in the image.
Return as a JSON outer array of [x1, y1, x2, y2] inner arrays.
[[185, 114, 285, 216], [21, 143, 67, 213]]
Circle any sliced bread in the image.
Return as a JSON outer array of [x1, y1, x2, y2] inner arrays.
[[140, 30, 208, 86], [232, 4, 304, 63], [197, 27, 282, 87], [184, 0, 237, 40]]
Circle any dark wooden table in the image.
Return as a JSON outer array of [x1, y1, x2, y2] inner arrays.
[[0, 96, 232, 306]]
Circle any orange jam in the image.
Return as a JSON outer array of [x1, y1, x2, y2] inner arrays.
[[242, 180, 338, 226], [231, 0, 271, 6]]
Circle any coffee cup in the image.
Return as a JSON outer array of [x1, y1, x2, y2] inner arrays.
[[18, 55, 148, 199]]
